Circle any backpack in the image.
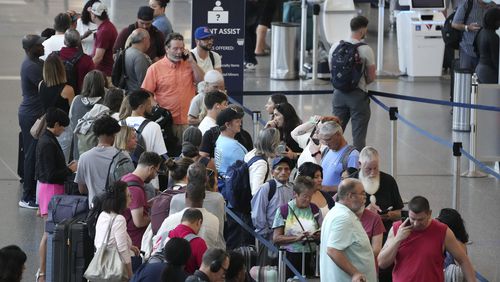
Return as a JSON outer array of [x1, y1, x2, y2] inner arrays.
[[55, 50, 83, 94], [149, 185, 186, 235], [128, 119, 152, 165], [191, 51, 215, 68], [145, 105, 177, 156], [111, 48, 128, 89], [149, 231, 199, 263], [321, 144, 356, 172], [330, 41, 366, 92], [74, 104, 110, 155], [86, 151, 136, 240], [442, 0, 473, 50], [223, 156, 268, 214]]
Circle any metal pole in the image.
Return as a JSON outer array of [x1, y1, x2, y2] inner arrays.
[[315, 244, 320, 277], [301, 249, 306, 277], [452, 142, 462, 212], [299, 0, 308, 78], [278, 249, 286, 282], [252, 111, 261, 140], [389, 107, 398, 180], [377, 0, 385, 73], [311, 4, 320, 80], [462, 74, 487, 178]]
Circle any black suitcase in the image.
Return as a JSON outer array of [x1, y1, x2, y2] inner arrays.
[[47, 217, 94, 282]]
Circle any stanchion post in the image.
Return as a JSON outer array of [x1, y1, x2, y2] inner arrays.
[[377, 0, 385, 73], [252, 111, 261, 139], [315, 244, 320, 277], [299, 0, 307, 78], [311, 4, 320, 81], [278, 249, 286, 282], [462, 74, 487, 178], [389, 107, 398, 180], [452, 142, 462, 212]]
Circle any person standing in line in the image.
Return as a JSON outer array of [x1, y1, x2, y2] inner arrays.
[[149, 0, 173, 38], [320, 178, 377, 282], [89, 2, 117, 77], [473, 7, 499, 83], [329, 16, 375, 151], [18, 34, 45, 209], [191, 26, 223, 73], [123, 28, 152, 91]]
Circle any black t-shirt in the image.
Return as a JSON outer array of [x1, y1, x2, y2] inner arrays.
[[200, 126, 254, 158], [185, 270, 210, 282], [359, 171, 404, 232]]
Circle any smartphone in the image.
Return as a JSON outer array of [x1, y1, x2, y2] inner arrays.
[[181, 53, 189, 60], [401, 217, 412, 227], [379, 209, 389, 215], [311, 138, 320, 146], [276, 143, 287, 154]]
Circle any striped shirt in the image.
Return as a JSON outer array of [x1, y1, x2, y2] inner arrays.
[[452, 0, 495, 57]]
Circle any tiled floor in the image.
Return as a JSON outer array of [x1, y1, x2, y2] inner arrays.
[[0, 0, 498, 281]]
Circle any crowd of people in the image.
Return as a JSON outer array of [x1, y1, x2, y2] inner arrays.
[[8, 0, 491, 282]]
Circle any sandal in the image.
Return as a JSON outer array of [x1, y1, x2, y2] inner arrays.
[[35, 269, 45, 282]]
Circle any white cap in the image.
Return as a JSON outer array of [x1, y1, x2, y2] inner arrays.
[[204, 70, 224, 83], [91, 2, 107, 16]]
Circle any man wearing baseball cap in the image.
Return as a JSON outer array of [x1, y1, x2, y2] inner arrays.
[[89, 2, 117, 77], [191, 26, 222, 73], [214, 107, 247, 177], [113, 6, 165, 63], [19, 34, 45, 209]]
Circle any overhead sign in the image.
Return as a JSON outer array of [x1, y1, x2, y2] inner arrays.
[[192, 0, 245, 101]]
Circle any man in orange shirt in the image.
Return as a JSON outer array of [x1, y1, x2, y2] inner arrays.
[[142, 32, 204, 143]]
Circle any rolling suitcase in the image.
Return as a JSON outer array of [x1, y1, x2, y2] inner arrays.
[[47, 217, 94, 282]]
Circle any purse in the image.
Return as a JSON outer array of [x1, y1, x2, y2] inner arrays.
[[30, 114, 46, 139], [84, 215, 129, 282]]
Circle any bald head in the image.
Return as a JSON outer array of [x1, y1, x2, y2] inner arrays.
[[337, 178, 363, 201], [204, 70, 225, 92], [129, 28, 150, 51]]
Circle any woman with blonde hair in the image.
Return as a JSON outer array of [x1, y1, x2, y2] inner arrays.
[[39, 53, 75, 160]]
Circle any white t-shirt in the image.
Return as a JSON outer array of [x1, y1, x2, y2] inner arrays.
[[153, 207, 224, 251], [190, 47, 222, 73], [198, 116, 217, 136], [124, 116, 167, 156], [328, 38, 375, 92], [40, 34, 65, 60], [76, 18, 97, 55], [244, 149, 270, 196]]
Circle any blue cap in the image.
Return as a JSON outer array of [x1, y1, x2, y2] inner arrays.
[[194, 26, 213, 40], [272, 156, 294, 170]]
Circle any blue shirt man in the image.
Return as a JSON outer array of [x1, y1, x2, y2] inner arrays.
[[214, 108, 247, 176], [251, 157, 295, 240]]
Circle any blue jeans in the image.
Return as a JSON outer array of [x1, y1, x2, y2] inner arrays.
[[18, 113, 39, 202]]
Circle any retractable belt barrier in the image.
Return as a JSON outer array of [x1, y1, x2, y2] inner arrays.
[[225, 207, 307, 282]]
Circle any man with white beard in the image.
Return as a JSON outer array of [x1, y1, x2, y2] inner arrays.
[[357, 146, 403, 233]]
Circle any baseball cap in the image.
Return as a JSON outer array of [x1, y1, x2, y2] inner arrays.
[[194, 26, 213, 40], [216, 108, 244, 126], [137, 6, 154, 21], [272, 156, 294, 170], [90, 2, 107, 17], [204, 70, 224, 84], [22, 34, 46, 50]]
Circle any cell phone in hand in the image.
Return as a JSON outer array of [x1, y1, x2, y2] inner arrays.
[[401, 217, 412, 227], [181, 53, 189, 60]]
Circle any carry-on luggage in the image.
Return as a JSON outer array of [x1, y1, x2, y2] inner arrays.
[[47, 217, 94, 282], [46, 195, 89, 233]]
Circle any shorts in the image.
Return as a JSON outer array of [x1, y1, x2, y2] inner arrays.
[[38, 182, 65, 216]]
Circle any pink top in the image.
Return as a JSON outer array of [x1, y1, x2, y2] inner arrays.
[[93, 19, 117, 76], [94, 212, 133, 264], [392, 219, 447, 282], [360, 209, 386, 240], [121, 173, 148, 248]]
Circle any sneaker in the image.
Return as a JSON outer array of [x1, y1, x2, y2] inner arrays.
[[244, 62, 257, 71], [18, 199, 38, 209]]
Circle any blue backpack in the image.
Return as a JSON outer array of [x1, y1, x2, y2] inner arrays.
[[330, 41, 366, 92], [223, 156, 268, 214]]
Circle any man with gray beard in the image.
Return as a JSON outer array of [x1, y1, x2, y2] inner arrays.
[[357, 146, 403, 233]]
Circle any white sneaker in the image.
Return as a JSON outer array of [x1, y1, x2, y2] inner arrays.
[[19, 200, 38, 209], [244, 62, 257, 71]]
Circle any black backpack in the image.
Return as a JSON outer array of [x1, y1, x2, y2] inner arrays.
[[131, 119, 151, 165], [55, 50, 83, 94], [441, 0, 473, 50], [191, 51, 215, 68], [111, 48, 128, 89], [330, 41, 366, 92]]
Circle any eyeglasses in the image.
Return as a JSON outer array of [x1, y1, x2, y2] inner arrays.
[[350, 191, 366, 197]]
